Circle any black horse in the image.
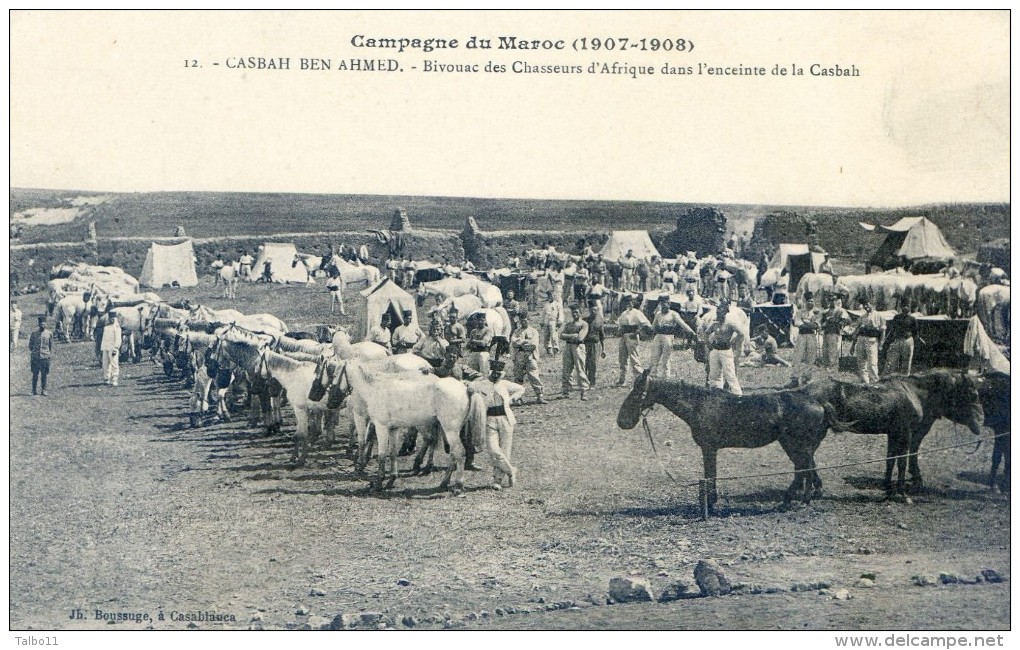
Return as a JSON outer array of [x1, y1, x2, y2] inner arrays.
[[617, 370, 830, 510], [802, 371, 985, 501], [978, 372, 1010, 491]]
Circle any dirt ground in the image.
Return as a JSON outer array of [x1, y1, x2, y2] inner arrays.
[[8, 280, 1011, 631]]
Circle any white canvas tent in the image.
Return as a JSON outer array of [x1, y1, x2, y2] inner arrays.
[[248, 242, 308, 284], [599, 230, 660, 260], [139, 239, 198, 288], [356, 278, 418, 341], [865, 217, 956, 269]]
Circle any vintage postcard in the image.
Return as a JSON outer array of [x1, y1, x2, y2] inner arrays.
[[8, 9, 1011, 645]]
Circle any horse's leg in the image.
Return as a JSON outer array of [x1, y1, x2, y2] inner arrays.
[[777, 438, 805, 506], [291, 408, 309, 466], [907, 420, 935, 492], [883, 437, 897, 500], [412, 427, 435, 475], [701, 446, 719, 511], [440, 421, 466, 495], [382, 426, 398, 489]]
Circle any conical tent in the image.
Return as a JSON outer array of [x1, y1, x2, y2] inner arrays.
[[599, 231, 660, 260], [868, 217, 956, 270], [356, 278, 418, 341], [139, 239, 198, 288], [248, 242, 308, 283]]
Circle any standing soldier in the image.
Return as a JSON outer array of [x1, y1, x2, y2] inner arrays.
[[503, 290, 521, 332], [853, 297, 885, 384], [101, 311, 122, 387], [616, 296, 652, 387], [704, 303, 743, 395], [883, 303, 917, 376], [820, 295, 850, 369], [558, 305, 590, 400], [391, 309, 424, 354], [367, 312, 393, 352], [326, 272, 346, 316], [10, 300, 22, 352], [542, 291, 564, 355], [238, 250, 255, 280], [444, 308, 467, 359], [28, 316, 53, 395], [469, 360, 525, 490], [583, 297, 606, 388], [648, 295, 695, 379], [510, 312, 546, 404], [465, 314, 493, 378], [788, 294, 822, 387], [548, 263, 566, 306], [573, 263, 590, 301]]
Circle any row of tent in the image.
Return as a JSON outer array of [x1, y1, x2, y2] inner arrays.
[[139, 240, 309, 288], [137, 218, 959, 292]]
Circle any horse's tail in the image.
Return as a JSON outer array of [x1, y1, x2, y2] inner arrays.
[[465, 391, 488, 451]]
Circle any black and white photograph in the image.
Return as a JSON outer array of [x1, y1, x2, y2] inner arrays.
[[7, 9, 1012, 642]]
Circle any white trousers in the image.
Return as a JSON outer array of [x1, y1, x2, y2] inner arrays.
[[102, 349, 120, 385], [708, 348, 742, 395]]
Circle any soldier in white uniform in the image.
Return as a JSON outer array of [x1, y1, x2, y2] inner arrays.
[[558, 306, 590, 400], [854, 297, 886, 384], [789, 294, 822, 386], [542, 292, 564, 355], [648, 295, 695, 379], [469, 361, 526, 490], [704, 303, 743, 395], [100, 311, 122, 387], [615, 296, 652, 387], [510, 312, 546, 404]]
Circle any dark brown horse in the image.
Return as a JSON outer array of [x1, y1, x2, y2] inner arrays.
[[617, 370, 830, 510], [801, 371, 984, 501], [978, 372, 1010, 491]]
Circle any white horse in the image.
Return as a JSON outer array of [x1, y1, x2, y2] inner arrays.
[[430, 294, 484, 318], [330, 328, 389, 361], [336, 359, 484, 494], [219, 328, 325, 465], [292, 254, 322, 285], [54, 294, 88, 341], [330, 256, 381, 288], [219, 262, 240, 299]]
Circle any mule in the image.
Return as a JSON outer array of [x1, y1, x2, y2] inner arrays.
[[802, 371, 985, 500], [617, 370, 830, 510]]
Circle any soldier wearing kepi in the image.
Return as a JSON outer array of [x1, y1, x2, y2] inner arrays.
[[820, 294, 850, 369], [558, 305, 590, 400], [100, 311, 123, 387], [648, 294, 695, 378], [853, 296, 886, 384], [616, 296, 652, 387], [788, 293, 822, 387], [391, 309, 423, 354], [883, 302, 917, 376], [469, 360, 525, 490], [28, 316, 54, 396], [704, 302, 743, 395], [510, 311, 546, 404]]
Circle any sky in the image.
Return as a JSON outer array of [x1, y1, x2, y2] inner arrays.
[[9, 10, 1011, 208]]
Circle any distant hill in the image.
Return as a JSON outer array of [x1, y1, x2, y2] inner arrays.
[[9, 188, 1009, 257]]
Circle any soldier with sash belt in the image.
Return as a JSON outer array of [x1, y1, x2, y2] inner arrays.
[[616, 296, 652, 387], [648, 294, 695, 378]]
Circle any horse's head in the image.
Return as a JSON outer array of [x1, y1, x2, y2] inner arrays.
[[934, 371, 985, 436], [616, 369, 652, 430]]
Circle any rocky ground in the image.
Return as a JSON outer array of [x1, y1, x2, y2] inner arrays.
[[8, 281, 1010, 631]]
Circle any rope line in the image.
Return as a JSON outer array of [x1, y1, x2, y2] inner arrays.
[[640, 415, 1008, 488]]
